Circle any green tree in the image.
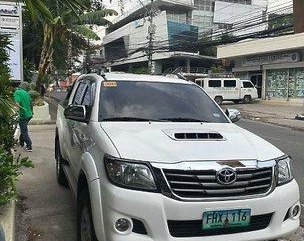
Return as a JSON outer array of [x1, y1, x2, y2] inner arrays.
[[33, 1, 116, 89]]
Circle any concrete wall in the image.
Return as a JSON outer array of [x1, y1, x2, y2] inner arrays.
[[217, 32, 304, 59]]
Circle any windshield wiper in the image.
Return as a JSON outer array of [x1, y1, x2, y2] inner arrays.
[[101, 117, 164, 122], [160, 117, 208, 122]]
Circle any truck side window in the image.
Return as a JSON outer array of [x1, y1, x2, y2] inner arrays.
[[73, 82, 87, 105], [209, 80, 221, 87], [82, 85, 92, 106], [224, 80, 236, 87]]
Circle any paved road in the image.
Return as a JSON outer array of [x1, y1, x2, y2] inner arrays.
[[237, 119, 304, 225]]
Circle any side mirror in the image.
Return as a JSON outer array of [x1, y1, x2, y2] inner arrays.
[[64, 105, 88, 123], [226, 109, 241, 123]]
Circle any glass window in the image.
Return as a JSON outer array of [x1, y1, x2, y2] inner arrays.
[[208, 80, 221, 87], [243, 82, 254, 88], [99, 81, 228, 123], [224, 80, 236, 87], [82, 85, 92, 106], [73, 82, 87, 105]]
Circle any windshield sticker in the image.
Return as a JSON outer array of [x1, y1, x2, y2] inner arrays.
[[213, 113, 221, 118], [103, 81, 117, 87]]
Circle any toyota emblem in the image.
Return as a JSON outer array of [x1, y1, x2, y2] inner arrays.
[[216, 168, 237, 185]]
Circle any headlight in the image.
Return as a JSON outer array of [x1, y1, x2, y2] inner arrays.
[[104, 155, 157, 191], [276, 156, 293, 185]]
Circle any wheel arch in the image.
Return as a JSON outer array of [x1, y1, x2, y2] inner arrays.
[[77, 154, 105, 241]]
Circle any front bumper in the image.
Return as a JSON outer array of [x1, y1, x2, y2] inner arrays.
[[95, 179, 300, 241]]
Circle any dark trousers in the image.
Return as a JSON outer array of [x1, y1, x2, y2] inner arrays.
[[19, 118, 32, 149]]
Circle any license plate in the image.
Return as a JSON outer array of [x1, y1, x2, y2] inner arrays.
[[202, 209, 251, 230]]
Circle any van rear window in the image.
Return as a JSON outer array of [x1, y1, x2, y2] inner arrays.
[[209, 80, 221, 87], [224, 80, 236, 87]]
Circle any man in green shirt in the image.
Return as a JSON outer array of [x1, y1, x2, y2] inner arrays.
[[14, 82, 33, 152]]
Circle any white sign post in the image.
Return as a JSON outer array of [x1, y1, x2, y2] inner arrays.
[[0, 3, 23, 82]]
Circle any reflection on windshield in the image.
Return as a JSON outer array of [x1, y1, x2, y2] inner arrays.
[[99, 81, 228, 123]]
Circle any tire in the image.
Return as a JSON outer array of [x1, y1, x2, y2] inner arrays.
[[243, 95, 252, 104], [214, 96, 223, 105], [77, 189, 98, 241], [55, 136, 69, 187]]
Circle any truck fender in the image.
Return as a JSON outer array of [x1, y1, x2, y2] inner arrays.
[[80, 153, 106, 241]]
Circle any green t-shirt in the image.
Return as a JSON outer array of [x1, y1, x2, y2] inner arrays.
[[14, 88, 33, 120]]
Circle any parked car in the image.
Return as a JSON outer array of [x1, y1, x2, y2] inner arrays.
[[195, 77, 258, 105], [56, 73, 300, 241]]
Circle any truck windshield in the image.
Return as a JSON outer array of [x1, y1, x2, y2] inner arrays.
[[99, 81, 229, 123]]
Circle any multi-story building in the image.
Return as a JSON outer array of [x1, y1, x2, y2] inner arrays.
[[103, 0, 218, 75], [102, 0, 267, 74], [193, 0, 267, 35]]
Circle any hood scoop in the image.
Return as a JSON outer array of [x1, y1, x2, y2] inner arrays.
[[162, 129, 225, 141]]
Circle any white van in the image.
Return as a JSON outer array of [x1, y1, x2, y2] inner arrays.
[[195, 77, 258, 105]]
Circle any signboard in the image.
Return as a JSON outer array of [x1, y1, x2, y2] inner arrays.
[[0, 5, 18, 16], [0, 3, 22, 81], [243, 52, 300, 67], [0, 16, 19, 28]]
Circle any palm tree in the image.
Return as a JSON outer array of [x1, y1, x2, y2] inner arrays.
[[32, 1, 117, 89], [24, 0, 87, 21]]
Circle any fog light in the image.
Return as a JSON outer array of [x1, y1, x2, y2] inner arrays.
[[291, 204, 301, 219], [115, 218, 132, 234]]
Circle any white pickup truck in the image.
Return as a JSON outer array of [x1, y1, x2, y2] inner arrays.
[[56, 73, 300, 241]]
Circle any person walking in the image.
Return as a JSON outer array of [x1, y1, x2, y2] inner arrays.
[[14, 82, 33, 152]]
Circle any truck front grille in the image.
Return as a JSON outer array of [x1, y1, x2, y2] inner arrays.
[[163, 167, 273, 199]]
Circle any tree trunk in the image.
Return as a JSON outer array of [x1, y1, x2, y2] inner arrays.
[[36, 23, 54, 90]]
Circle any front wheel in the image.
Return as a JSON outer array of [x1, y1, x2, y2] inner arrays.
[[214, 96, 223, 105], [55, 137, 68, 187], [243, 95, 252, 104], [77, 189, 98, 241]]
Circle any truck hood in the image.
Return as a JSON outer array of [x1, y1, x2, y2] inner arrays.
[[100, 122, 284, 163]]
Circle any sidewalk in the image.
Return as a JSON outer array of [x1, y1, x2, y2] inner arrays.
[[15, 124, 76, 241], [223, 101, 304, 131]]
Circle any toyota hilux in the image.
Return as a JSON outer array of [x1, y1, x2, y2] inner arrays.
[[55, 73, 300, 241]]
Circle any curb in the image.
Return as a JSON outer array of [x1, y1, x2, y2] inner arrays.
[[0, 201, 16, 241]]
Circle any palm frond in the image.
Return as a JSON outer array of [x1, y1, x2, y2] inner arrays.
[[0, 97, 14, 118], [24, 0, 54, 22], [79, 9, 117, 26], [71, 25, 100, 40]]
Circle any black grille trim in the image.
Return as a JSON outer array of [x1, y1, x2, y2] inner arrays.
[[168, 213, 273, 237], [163, 167, 273, 199]]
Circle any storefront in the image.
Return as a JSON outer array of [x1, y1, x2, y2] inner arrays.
[[217, 33, 304, 101]]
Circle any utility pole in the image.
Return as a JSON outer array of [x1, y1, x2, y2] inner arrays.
[[147, 0, 156, 74]]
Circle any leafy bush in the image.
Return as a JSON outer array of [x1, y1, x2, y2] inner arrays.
[[29, 90, 44, 106], [0, 147, 33, 205], [0, 34, 34, 206]]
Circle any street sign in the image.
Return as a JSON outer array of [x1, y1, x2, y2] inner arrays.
[[0, 3, 23, 82]]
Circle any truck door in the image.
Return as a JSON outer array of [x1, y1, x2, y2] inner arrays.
[[69, 79, 95, 175], [64, 80, 88, 175], [223, 79, 238, 100]]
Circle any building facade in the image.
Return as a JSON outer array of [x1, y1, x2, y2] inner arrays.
[[217, 33, 304, 102], [192, 0, 267, 35], [103, 0, 217, 74]]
